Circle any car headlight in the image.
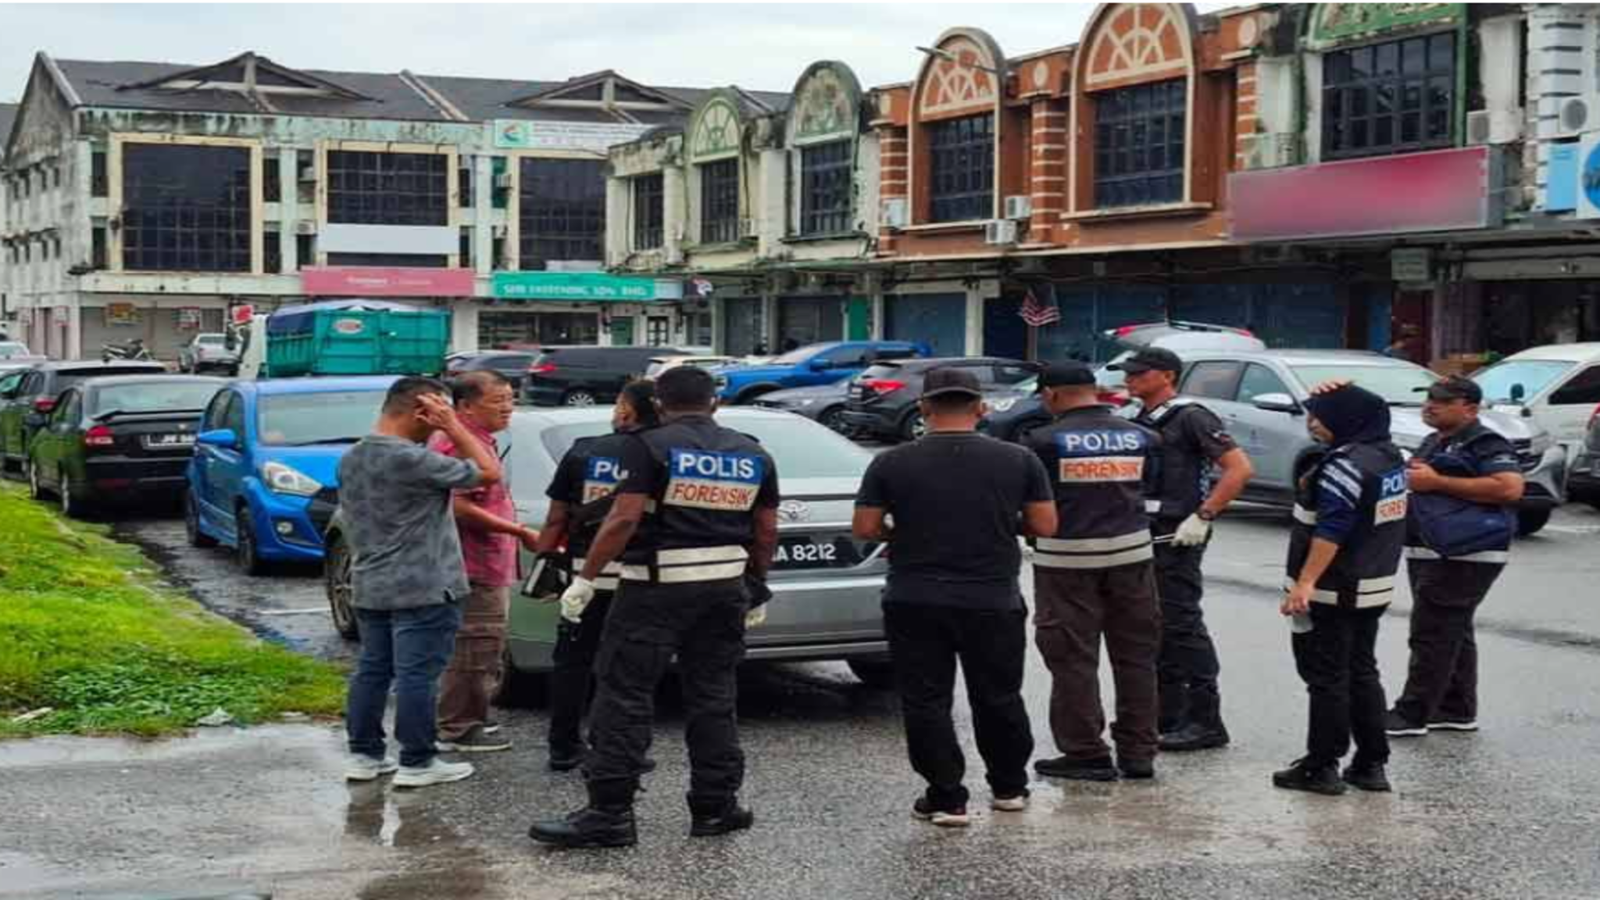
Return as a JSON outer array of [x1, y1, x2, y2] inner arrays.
[[262, 461, 323, 497], [988, 397, 1019, 413]]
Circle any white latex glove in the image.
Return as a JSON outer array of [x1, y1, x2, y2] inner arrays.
[[1172, 513, 1212, 547], [560, 577, 597, 624], [744, 606, 767, 629]]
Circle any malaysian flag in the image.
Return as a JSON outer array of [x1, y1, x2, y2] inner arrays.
[[1018, 286, 1061, 327]]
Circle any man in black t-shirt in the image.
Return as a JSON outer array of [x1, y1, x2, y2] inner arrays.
[[853, 367, 1058, 827]]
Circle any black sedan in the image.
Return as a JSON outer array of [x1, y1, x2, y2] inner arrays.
[[839, 357, 1038, 442], [0, 360, 167, 477], [26, 375, 225, 516], [445, 350, 538, 396]]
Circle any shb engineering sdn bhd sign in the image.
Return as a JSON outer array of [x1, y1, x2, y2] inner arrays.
[[491, 272, 685, 302]]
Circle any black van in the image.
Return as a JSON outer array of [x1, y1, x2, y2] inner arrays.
[[524, 345, 685, 406]]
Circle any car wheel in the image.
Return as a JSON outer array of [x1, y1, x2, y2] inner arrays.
[[900, 411, 927, 442], [495, 648, 549, 708], [185, 490, 218, 548], [236, 506, 270, 576], [28, 458, 51, 500], [58, 470, 85, 518], [1516, 508, 1552, 537], [324, 534, 359, 640], [562, 390, 597, 407], [819, 406, 849, 434], [848, 657, 897, 689]]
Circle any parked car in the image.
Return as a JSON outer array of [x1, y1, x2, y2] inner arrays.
[[1565, 404, 1600, 509], [178, 333, 240, 374], [524, 345, 685, 407], [750, 381, 856, 434], [0, 340, 45, 375], [1472, 342, 1600, 446], [712, 340, 930, 404], [644, 355, 740, 380], [186, 375, 399, 575], [323, 406, 895, 687], [981, 322, 1263, 442], [445, 349, 540, 396], [25, 375, 225, 516], [1172, 350, 1566, 535], [841, 357, 1039, 442], [0, 360, 168, 477]]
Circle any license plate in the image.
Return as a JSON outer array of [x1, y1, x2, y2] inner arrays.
[[144, 433, 195, 448], [772, 535, 863, 571]]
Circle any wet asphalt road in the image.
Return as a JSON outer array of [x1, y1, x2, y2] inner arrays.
[[7, 503, 1600, 899]]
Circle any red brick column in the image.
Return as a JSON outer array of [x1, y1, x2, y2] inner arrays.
[[877, 125, 908, 253], [1029, 98, 1068, 242], [1233, 61, 1259, 171]]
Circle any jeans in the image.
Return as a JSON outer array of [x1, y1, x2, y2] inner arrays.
[[1394, 559, 1504, 724], [548, 591, 614, 755], [346, 602, 462, 768], [1033, 562, 1161, 762], [585, 579, 747, 813], [883, 601, 1033, 811], [1152, 527, 1222, 731], [437, 584, 510, 742], [1291, 603, 1389, 768]]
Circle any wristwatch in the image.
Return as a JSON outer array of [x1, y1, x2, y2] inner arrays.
[[1196, 509, 1218, 522]]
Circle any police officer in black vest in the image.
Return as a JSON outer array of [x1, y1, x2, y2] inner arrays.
[[535, 379, 660, 772], [1025, 362, 1164, 782], [1115, 347, 1255, 752], [528, 367, 779, 849], [1275, 383, 1407, 795]]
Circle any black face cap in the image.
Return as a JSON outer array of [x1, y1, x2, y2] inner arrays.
[[1038, 361, 1097, 389], [920, 366, 984, 399], [1108, 347, 1183, 375], [1421, 375, 1483, 404]]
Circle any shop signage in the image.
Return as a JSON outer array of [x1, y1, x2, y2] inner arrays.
[[1576, 133, 1600, 220], [302, 267, 476, 298], [491, 272, 679, 302], [1548, 142, 1579, 213], [177, 307, 204, 331], [1229, 147, 1498, 242], [491, 119, 653, 152], [1390, 249, 1432, 284], [104, 303, 139, 327]]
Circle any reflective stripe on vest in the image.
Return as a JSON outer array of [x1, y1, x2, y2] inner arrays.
[[574, 557, 623, 592], [1292, 504, 1318, 525], [1034, 530, 1153, 570], [1282, 576, 1396, 608], [621, 544, 749, 583]]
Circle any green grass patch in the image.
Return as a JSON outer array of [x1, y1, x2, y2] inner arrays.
[[0, 483, 345, 737]]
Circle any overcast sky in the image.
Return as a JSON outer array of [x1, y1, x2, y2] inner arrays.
[[0, 2, 1227, 104]]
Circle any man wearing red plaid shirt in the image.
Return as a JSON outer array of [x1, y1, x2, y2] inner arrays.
[[430, 371, 538, 752]]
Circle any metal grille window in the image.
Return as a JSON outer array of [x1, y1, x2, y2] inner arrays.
[[700, 158, 740, 244], [633, 174, 664, 250], [326, 150, 449, 226], [927, 114, 994, 223], [1093, 79, 1186, 208], [518, 158, 605, 270], [1322, 33, 1456, 160], [121, 143, 252, 272], [800, 141, 853, 235], [263, 158, 281, 203]]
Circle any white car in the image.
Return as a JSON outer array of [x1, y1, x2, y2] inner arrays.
[[643, 354, 741, 380], [1472, 343, 1600, 447], [1095, 321, 1267, 403]]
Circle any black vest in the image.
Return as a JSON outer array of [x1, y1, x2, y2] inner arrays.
[[560, 431, 640, 559], [623, 414, 774, 565], [1286, 441, 1408, 608], [1025, 405, 1161, 569], [1136, 398, 1215, 522]]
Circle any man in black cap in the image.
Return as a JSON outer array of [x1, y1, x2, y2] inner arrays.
[[1113, 347, 1255, 752], [1387, 376, 1523, 738], [853, 366, 1058, 827], [1024, 362, 1164, 782]]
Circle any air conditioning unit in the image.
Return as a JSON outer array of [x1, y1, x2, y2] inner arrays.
[[1557, 96, 1592, 138], [1466, 110, 1492, 145], [1469, 109, 1525, 145], [492, 173, 513, 190], [294, 220, 316, 235], [881, 197, 908, 230], [984, 219, 1019, 246], [1003, 195, 1032, 220], [297, 166, 317, 183], [738, 218, 758, 239]]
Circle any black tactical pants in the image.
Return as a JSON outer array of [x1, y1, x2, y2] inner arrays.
[[547, 591, 614, 757], [584, 578, 747, 813], [1292, 603, 1389, 769], [1394, 559, 1504, 725], [1152, 528, 1223, 732]]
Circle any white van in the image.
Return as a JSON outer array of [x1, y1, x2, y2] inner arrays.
[[1472, 343, 1600, 446]]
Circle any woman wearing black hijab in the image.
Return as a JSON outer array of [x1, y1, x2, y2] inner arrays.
[[1275, 384, 1409, 796]]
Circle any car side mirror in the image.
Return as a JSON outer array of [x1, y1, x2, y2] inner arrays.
[[197, 428, 239, 449], [1252, 392, 1302, 414], [1509, 383, 1526, 404]]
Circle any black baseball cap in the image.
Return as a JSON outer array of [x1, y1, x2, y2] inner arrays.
[[1038, 361, 1097, 388], [920, 366, 984, 399], [1108, 347, 1183, 375], [1421, 375, 1483, 404]]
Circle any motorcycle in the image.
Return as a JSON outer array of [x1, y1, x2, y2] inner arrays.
[[101, 338, 153, 362]]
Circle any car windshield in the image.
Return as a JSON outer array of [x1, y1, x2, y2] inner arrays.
[[769, 344, 833, 366], [1472, 360, 1575, 403], [0, 341, 31, 358], [92, 381, 221, 415], [258, 390, 386, 446], [537, 414, 872, 480], [1288, 364, 1440, 406], [196, 335, 225, 346]]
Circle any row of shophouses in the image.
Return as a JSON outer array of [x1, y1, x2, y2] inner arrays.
[[6, 2, 1600, 365]]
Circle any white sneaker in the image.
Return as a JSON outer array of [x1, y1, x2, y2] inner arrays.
[[991, 794, 1030, 812], [393, 757, 475, 788], [344, 754, 399, 782]]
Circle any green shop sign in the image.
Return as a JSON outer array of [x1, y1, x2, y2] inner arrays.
[[491, 272, 682, 302], [1309, 3, 1463, 47]]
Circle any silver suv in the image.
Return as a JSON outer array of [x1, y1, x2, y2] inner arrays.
[[1171, 349, 1567, 536]]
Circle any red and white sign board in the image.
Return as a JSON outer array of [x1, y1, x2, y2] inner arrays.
[[301, 267, 476, 298]]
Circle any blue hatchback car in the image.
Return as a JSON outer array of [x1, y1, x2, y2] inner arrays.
[[185, 375, 398, 575], [712, 341, 929, 404]]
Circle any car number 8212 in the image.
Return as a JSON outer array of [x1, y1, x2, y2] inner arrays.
[[775, 541, 838, 565]]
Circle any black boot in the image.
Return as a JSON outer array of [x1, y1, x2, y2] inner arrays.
[[1272, 758, 1347, 796], [548, 742, 586, 773], [527, 806, 637, 848], [1342, 762, 1392, 793], [1160, 721, 1230, 752], [1034, 755, 1119, 781], [689, 797, 755, 837]]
